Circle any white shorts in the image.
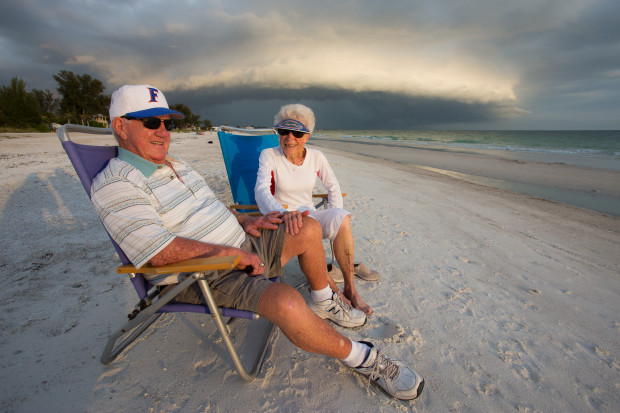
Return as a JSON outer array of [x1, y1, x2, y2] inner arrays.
[[307, 208, 351, 242]]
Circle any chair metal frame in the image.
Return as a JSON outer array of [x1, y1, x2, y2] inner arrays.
[[58, 124, 277, 381]]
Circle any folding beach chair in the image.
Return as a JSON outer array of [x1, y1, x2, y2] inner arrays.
[[57, 124, 277, 381], [217, 126, 283, 214], [218, 125, 346, 208], [217, 126, 346, 265]]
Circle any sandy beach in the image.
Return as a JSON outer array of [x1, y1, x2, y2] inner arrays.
[[1, 131, 618, 412]]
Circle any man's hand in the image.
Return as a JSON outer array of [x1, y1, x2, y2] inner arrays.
[[236, 249, 266, 276], [282, 210, 311, 235], [240, 211, 283, 237]]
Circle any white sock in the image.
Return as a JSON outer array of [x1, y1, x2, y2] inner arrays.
[[311, 285, 332, 302], [342, 340, 370, 367]]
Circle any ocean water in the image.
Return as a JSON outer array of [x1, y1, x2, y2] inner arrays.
[[315, 130, 620, 167], [311, 130, 620, 216]]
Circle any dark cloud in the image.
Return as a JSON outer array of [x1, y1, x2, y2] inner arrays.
[[166, 86, 509, 129], [1, 0, 618, 129]]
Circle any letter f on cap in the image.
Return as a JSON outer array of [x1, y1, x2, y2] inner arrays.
[[147, 87, 159, 102]]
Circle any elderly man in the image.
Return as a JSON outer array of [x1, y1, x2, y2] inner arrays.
[[90, 84, 424, 401]]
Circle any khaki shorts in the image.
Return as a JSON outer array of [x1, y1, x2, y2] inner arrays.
[[175, 224, 285, 312]]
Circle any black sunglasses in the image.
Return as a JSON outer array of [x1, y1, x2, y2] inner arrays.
[[277, 128, 306, 138], [123, 116, 175, 131]]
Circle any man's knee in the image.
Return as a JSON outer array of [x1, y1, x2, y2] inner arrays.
[[257, 282, 305, 320]]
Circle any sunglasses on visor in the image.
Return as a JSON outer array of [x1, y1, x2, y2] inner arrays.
[[123, 116, 175, 131], [277, 129, 306, 138]]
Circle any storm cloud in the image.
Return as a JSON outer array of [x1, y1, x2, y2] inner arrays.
[[1, 0, 618, 129]]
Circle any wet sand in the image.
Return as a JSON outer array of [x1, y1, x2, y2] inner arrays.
[[310, 136, 620, 216]]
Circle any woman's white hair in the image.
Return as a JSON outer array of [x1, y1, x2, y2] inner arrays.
[[274, 103, 316, 134]]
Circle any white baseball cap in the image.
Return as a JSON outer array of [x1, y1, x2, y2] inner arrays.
[[109, 84, 185, 121]]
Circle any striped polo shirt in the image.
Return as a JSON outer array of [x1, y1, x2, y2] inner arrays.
[[90, 148, 246, 270]]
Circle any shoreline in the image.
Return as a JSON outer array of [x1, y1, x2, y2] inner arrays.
[[309, 137, 620, 216]]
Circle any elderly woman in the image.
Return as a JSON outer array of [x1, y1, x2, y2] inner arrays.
[[255, 103, 379, 315]]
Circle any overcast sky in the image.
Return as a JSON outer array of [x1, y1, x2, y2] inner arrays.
[[1, 0, 618, 130]]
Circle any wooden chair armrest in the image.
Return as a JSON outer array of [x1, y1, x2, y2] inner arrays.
[[230, 204, 289, 216], [116, 255, 241, 275], [312, 193, 347, 198], [231, 204, 260, 210]]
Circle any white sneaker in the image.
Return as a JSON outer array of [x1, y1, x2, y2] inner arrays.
[[354, 341, 424, 400], [310, 292, 366, 328]]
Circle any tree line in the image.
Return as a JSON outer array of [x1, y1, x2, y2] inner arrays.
[[0, 71, 212, 131]]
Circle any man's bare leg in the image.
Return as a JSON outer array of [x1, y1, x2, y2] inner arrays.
[[257, 282, 351, 359], [258, 216, 424, 400], [279, 215, 365, 328]]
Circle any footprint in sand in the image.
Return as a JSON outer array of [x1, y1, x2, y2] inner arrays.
[[455, 255, 471, 263], [366, 322, 402, 340], [362, 316, 416, 345], [367, 238, 386, 245]]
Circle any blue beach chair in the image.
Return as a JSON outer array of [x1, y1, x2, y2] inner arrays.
[[58, 124, 278, 381], [217, 126, 336, 211], [217, 126, 282, 214], [217, 126, 344, 263]]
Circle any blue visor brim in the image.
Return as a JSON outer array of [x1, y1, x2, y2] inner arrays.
[[274, 119, 309, 132]]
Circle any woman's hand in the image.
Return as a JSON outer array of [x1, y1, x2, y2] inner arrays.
[[282, 210, 310, 235]]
